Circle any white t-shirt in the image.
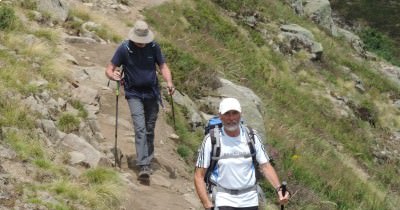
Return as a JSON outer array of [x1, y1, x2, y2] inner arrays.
[[196, 125, 270, 207]]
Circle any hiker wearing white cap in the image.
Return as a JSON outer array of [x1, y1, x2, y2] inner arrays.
[[194, 98, 289, 210], [105, 20, 175, 179]]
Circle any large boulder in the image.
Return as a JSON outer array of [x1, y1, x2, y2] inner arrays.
[[37, 0, 69, 22], [286, 0, 338, 36], [302, 0, 338, 36], [171, 91, 203, 130], [59, 133, 102, 167], [286, 0, 304, 15], [172, 78, 267, 140], [337, 28, 367, 58], [200, 78, 266, 141], [279, 24, 323, 60]]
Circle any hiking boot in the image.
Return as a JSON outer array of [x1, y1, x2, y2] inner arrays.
[[138, 165, 151, 180], [147, 165, 154, 175]]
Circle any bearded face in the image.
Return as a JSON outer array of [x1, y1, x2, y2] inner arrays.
[[220, 110, 241, 133], [223, 120, 240, 132]]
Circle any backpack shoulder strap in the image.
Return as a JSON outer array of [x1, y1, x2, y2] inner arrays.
[[150, 41, 158, 58], [244, 126, 262, 180], [244, 126, 256, 161], [123, 40, 132, 54], [211, 127, 221, 160], [204, 127, 221, 186]]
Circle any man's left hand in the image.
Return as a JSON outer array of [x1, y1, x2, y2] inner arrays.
[[277, 189, 290, 205], [167, 85, 175, 95]]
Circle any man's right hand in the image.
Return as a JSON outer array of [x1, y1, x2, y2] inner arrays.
[[203, 201, 214, 210], [112, 70, 121, 81]]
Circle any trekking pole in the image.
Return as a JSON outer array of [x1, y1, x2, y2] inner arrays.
[[281, 181, 287, 210], [169, 91, 176, 129], [114, 79, 120, 168]]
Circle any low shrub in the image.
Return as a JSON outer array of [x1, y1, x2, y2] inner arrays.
[[0, 6, 17, 30]]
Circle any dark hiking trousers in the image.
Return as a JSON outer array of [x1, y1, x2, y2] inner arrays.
[[127, 97, 159, 166]]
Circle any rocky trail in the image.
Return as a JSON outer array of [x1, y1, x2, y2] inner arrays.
[[62, 1, 202, 209]]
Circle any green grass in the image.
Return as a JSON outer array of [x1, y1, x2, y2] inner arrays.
[[160, 42, 221, 98], [0, 97, 35, 129], [164, 98, 203, 162], [70, 99, 89, 119], [36, 171, 123, 210], [3, 130, 45, 161], [80, 168, 123, 209], [90, 25, 122, 43], [331, 0, 400, 66], [51, 180, 81, 200], [28, 197, 70, 210], [0, 5, 17, 31], [21, 168, 123, 210], [19, 0, 37, 10], [360, 27, 400, 66], [33, 28, 60, 43], [177, 145, 192, 159], [0, 31, 65, 93], [83, 167, 121, 185], [64, 6, 122, 43], [33, 158, 53, 169], [57, 113, 80, 133]]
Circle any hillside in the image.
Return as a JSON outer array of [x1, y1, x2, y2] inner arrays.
[[331, 0, 400, 42], [331, 0, 400, 66], [1, 0, 400, 210], [1, 0, 201, 210]]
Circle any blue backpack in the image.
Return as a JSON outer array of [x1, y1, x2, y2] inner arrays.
[[203, 116, 260, 193], [203, 116, 223, 135]]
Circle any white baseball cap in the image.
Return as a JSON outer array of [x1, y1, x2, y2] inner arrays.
[[219, 98, 241, 114]]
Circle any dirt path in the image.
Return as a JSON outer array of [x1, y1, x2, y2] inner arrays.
[[63, 1, 202, 209]]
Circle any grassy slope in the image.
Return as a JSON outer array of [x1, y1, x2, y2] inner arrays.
[[0, 3, 124, 210], [145, 0, 400, 209], [330, 0, 400, 41], [331, 0, 400, 66]]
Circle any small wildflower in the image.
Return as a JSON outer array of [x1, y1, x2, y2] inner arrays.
[[291, 154, 300, 161]]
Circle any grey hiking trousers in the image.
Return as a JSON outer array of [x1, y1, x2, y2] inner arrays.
[[127, 97, 159, 166]]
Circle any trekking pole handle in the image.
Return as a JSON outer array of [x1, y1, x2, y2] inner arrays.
[[116, 80, 120, 96], [115, 69, 123, 96], [281, 181, 287, 210], [281, 181, 287, 196]]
